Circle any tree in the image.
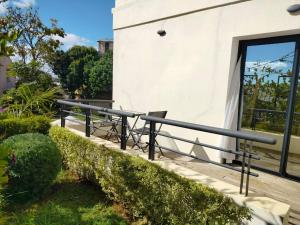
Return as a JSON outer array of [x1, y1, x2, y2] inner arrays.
[[0, 10, 20, 57], [50, 50, 70, 88], [0, 4, 64, 118], [66, 45, 99, 61], [89, 51, 113, 98], [50, 46, 100, 98], [0, 30, 19, 57], [51, 46, 113, 99], [7, 60, 54, 90], [2, 7, 65, 64], [0, 5, 65, 91]]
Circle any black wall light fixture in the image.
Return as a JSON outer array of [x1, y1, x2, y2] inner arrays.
[[157, 30, 166, 37], [287, 4, 300, 14]]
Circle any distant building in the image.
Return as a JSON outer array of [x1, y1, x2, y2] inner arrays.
[[97, 40, 113, 55], [0, 57, 15, 95]]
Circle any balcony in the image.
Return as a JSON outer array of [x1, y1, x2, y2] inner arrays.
[[53, 99, 300, 225]]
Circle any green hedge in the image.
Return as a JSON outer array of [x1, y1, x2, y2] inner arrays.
[[1, 133, 61, 202], [0, 115, 50, 141], [49, 126, 251, 225]]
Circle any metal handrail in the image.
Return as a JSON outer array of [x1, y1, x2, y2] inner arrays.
[[67, 99, 115, 103], [57, 99, 135, 150], [57, 100, 135, 117], [154, 144, 259, 177], [156, 132, 260, 160], [141, 115, 277, 196], [141, 116, 276, 144]]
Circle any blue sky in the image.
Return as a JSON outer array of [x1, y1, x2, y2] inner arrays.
[[245, 42, 295, 76], [246, 42, 295, 63], [38, 0, 115, 49], [0, 0, 115, 50]]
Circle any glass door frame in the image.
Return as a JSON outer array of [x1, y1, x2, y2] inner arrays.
[[237, 34, 300, 181]]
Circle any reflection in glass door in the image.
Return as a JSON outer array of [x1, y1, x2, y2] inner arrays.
[[240, 42, 295, 172], [239, 36, 300, 179]]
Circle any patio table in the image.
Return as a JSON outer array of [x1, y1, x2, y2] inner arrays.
[[96, 108, 145, 145], [117, 109, 146, 144]]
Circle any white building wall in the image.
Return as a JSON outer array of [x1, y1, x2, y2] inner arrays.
[[113, 0, 300, 162]]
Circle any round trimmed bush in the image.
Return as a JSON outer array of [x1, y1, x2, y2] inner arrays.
[[1, 133, 61, 201]]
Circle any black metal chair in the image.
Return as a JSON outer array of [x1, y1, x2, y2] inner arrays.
[[91, 111, 121, 142], [131, 111, 168, 154]]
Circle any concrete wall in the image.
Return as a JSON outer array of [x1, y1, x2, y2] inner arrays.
[[0, 57, 14, 95], [113, 0, 300, 162]]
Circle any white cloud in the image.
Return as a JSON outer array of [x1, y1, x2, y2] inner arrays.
[[246, 61, 288, 71], [13, 0, 35, 8], [0, 0, 35, 14], [10, 54, 22, 62], [0, 1, 8, 14], [54, 33, 92, 50]]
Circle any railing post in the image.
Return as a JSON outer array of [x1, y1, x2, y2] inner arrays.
[[149, 121, 156, 160], [245, 141, 253, 197], [254, 110, 258, 130], [240, 140, 247, 194], [121, 116, 127, 150], [61, 104, 65, 128], [251, 109, 256, 130], [85, 108, 91, 137]]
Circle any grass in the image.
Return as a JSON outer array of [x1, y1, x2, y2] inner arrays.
[[0, 171, 129, 225]]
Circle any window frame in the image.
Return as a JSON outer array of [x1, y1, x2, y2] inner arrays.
[[237, 34, 300, 181]]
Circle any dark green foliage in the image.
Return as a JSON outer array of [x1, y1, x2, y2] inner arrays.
[[0, 144, 10, 209], [36, 73, 55, 91], [1, 133, 61, 202], [50, 126, 251, 225], [89, 51, 113, 98], [0, 29, 19, 57], [0, 83, 61, 117], [0, 115, 50, 141], [8, 61, 55, 89], [51, 46, 113, 99], [0, 11, 20, 57], [50, 46, 100, 98], [51, 50, 70, 89], [67, 45, 99, 62], [0, 193, 6, 211]]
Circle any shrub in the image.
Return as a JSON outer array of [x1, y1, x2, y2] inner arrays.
[[1, 133, 61, 202], [0, 115, 50, 141], [0, 193, 6, 211], [0, 83, 60, 117], [50, 126, 251, 225], [0, 146, 9, 210]]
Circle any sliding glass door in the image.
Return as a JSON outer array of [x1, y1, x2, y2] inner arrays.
[[239, 35, 300, 180]]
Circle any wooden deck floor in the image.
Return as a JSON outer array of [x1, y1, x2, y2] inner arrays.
[[159, 152, 300, 224]]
